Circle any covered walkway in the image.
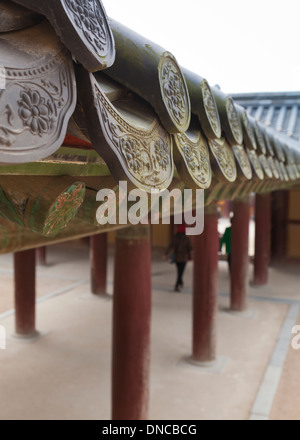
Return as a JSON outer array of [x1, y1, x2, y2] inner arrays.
[[0, 239, 299, 420]]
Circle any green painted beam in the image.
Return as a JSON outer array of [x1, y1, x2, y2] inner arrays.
[[0, 146, 111, 177]]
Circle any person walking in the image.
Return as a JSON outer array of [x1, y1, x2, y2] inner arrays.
[[220, 220, 232, 273], [165, 224, 192, 292]]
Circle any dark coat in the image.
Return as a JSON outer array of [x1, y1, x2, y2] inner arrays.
[[166, 233, 192, 263]]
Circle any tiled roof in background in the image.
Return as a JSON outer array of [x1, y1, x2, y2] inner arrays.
[[1, 0, 300, 196], [232, 92, 300, 142]]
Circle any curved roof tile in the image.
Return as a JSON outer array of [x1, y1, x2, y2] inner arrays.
[[0, 0, 298, 207]]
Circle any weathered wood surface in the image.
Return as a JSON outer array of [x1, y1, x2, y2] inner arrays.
[[192, 208, 219, 362], [0, 170, 294, 255], [0, 174, 128, 253], [0, 215, 123, 255], [112, 224, 152, 420], [12, 0, 115, 71], [0, 21, 76, 163], [0, 145, 110, 177], [0, 176, 86, 236], [14, 248, 37, 336], [105, 18, 191, 134]]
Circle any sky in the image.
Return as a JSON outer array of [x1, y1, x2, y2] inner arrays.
[[105, 0, 300, 95]]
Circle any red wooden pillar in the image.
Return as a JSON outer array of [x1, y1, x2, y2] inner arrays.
[[90, 233, 107, 296], [230, 198, 250, 311], [14, 249, 37, 337], [112, 225, 151, 420], [271, 190, 288, 260], [36, 246, 46, 266], [192, 207, 219, 362], [254, 193, 271, 285]]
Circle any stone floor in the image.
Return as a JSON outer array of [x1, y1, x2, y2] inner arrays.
[[0, 238, 299, 420]]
